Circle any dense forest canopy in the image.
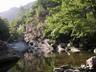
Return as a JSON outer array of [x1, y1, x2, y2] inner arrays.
[[45, 0, 96, 38], [44, 0, 96, 48]]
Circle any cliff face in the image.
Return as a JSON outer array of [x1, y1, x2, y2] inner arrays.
[[24, 24, 53, 57]]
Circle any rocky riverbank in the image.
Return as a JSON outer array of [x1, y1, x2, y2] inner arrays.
[[53, 56, 96, 72], [0, 40, 20, 72]]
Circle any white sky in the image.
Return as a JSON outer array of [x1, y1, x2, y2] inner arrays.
[[0, 0, 36, 12]]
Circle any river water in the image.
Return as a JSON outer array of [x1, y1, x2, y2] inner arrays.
[[7, 41, 96, 72], [8, 50, 95, 72], [54, 51, 95, 67]]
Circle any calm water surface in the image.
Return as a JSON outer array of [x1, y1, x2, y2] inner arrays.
[[54, 51, 95, 67], [9, 51, 95, 72]]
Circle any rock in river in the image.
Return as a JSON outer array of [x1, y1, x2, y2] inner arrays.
[[86, 56, 96, 70], [0, 40, 20, 72]]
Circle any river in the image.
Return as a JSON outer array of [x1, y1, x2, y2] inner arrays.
[[8, 50, 95, 72]]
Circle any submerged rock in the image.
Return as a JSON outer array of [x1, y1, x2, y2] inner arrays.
[[53, 68, 61, 72], [64, 69, 74, 72], [53, 65, 73, 72]]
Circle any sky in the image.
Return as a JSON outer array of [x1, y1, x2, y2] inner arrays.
[[0, 0, 36, 12]]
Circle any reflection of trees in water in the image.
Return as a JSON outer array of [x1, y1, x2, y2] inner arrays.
[[9, 52, 45, 72], [9, 52, 55, 72], [24, 52, 45, 72]]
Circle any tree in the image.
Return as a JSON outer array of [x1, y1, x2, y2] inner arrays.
[[0, 18, 10, 41], [44, 0, 96, 47]]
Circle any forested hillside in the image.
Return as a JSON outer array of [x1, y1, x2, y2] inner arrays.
[[0, 1, 36, 21], [8, 0, 96, 49]]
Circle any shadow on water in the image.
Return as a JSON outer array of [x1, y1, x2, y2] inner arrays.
[[0, 56, 20, 72]]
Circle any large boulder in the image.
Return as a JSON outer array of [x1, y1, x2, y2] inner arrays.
[[86, 56, 96, 70], [0, 40, 20, 71]]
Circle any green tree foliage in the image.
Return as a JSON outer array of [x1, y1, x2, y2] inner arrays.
[[0, 18, 10, 41], [9, 0, 50, 40], [44, 0, 96, 42], [8, 0, 96, 48], [9, 17, 25, 40]]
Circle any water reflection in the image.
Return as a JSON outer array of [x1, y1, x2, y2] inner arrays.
[[54, 51, 95, 67], [9, 51, 95, 72]]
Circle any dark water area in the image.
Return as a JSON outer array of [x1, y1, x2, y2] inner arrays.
[[0, 57, 19, 72]]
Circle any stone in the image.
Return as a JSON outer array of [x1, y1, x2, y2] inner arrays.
[[60, 65, 71, 70], [53, 65, 73, 72], [57, 44, 65, 54], [70, 47, 80, 53], [0, 40, 20, 71], [53, 68, 61, 72], [93, 48, 96, 54], [64, 69, 74, 72], [80, 64, 86, 69], [74, 69, 80, 72], [86, 56, 96, 70]]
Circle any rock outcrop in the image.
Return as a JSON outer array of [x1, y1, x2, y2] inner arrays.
[[24, 24, 53, 57], [0, 40, 20, 72]]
